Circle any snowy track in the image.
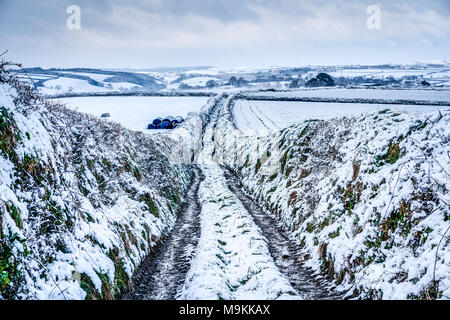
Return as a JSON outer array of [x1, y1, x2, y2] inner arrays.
[[122, 166, 204, 300], [124, 96, 342, 300], [177, 162, 298, 300], [177, 101, 337, 300], [224, 168, 338, 299]]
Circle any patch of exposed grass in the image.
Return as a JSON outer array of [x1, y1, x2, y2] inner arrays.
[[381, 199, 412, 237], [288, 191, 298, 206], [285, 166, 294, 177], [267, 186, 277, 194], [0, 106, 21, 162], [5, 201, 22, 229], [328, 227, 341, 239], [407, 120, 428, 136], [376, 139, 403, 166], [280, 149, 289, 173], [138, 193, 159, 217], [254, 159, 261, 174]]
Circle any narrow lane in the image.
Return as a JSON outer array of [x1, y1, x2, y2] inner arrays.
[[177, 97, 300, 300], [123, 95, 340, 300], [122, 165, 204, 300], [177, 162, 299, 300]]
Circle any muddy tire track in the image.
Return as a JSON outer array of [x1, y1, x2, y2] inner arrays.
[[122, 165, 205, 300], [223, 168, 341, 300]]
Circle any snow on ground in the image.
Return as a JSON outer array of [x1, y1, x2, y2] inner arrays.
[[181, 77, 220, 87], [178, 102, 298, 300], [245, 88, 450, 103], [233, 99, 448, 133], [212, 94, 450, 299], [0, 70, 199, 299], [39, 78, 111, 95], [19, 74, 54, 80], [52, 96, 210, 132], [107, 82, 142, 91], [184, 66, 276, 76], [57, 72, 113, 82], [428, 70, 450, 79], [327, 68, 449, 79]]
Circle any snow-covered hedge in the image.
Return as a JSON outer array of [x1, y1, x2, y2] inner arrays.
[[0, 62, 199, 299], [213, 96, 450, 299]]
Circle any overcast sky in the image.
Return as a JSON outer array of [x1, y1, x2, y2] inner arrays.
[[1, 0, 449, 68]]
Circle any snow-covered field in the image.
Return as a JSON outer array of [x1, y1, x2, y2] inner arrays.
[[327, 67, 450, 79], [40, 78, 112, 95], [233, 99, 449, 133], [52, 96, 210, 132], [18, 62, 450, 97], [181, 77, 220, 87], [245, 88, 450, 103]]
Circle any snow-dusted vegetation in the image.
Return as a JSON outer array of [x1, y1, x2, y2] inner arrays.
[[212, 95, 450, 299], [4, 0, 450, 304], [178, 106, 299, 300], [0, 62, 203, 299], [242, 88, 450, 104], [2, 58, 449, 300]]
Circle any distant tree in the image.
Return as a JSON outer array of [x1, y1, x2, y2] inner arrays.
[[305, 78, 320, 87], [316, 73, 335, 86], [228, 76, 248, 87], [205, 80, 218, 88], [179, 83, 192, 90], [237, 77, 248, 87], [289, 79, 299, 88], [306, 73, 335, 87], [228, 76, 238, 86]]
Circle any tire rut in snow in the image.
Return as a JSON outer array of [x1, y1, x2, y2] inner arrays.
[[122, 165, 205, 300], [223, 168, 340, 300]]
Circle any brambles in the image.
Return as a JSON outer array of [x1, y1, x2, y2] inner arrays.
[[138, 193, 159, 217]]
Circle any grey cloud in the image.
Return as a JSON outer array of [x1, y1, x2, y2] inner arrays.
[[0, 0, 449, 68]]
